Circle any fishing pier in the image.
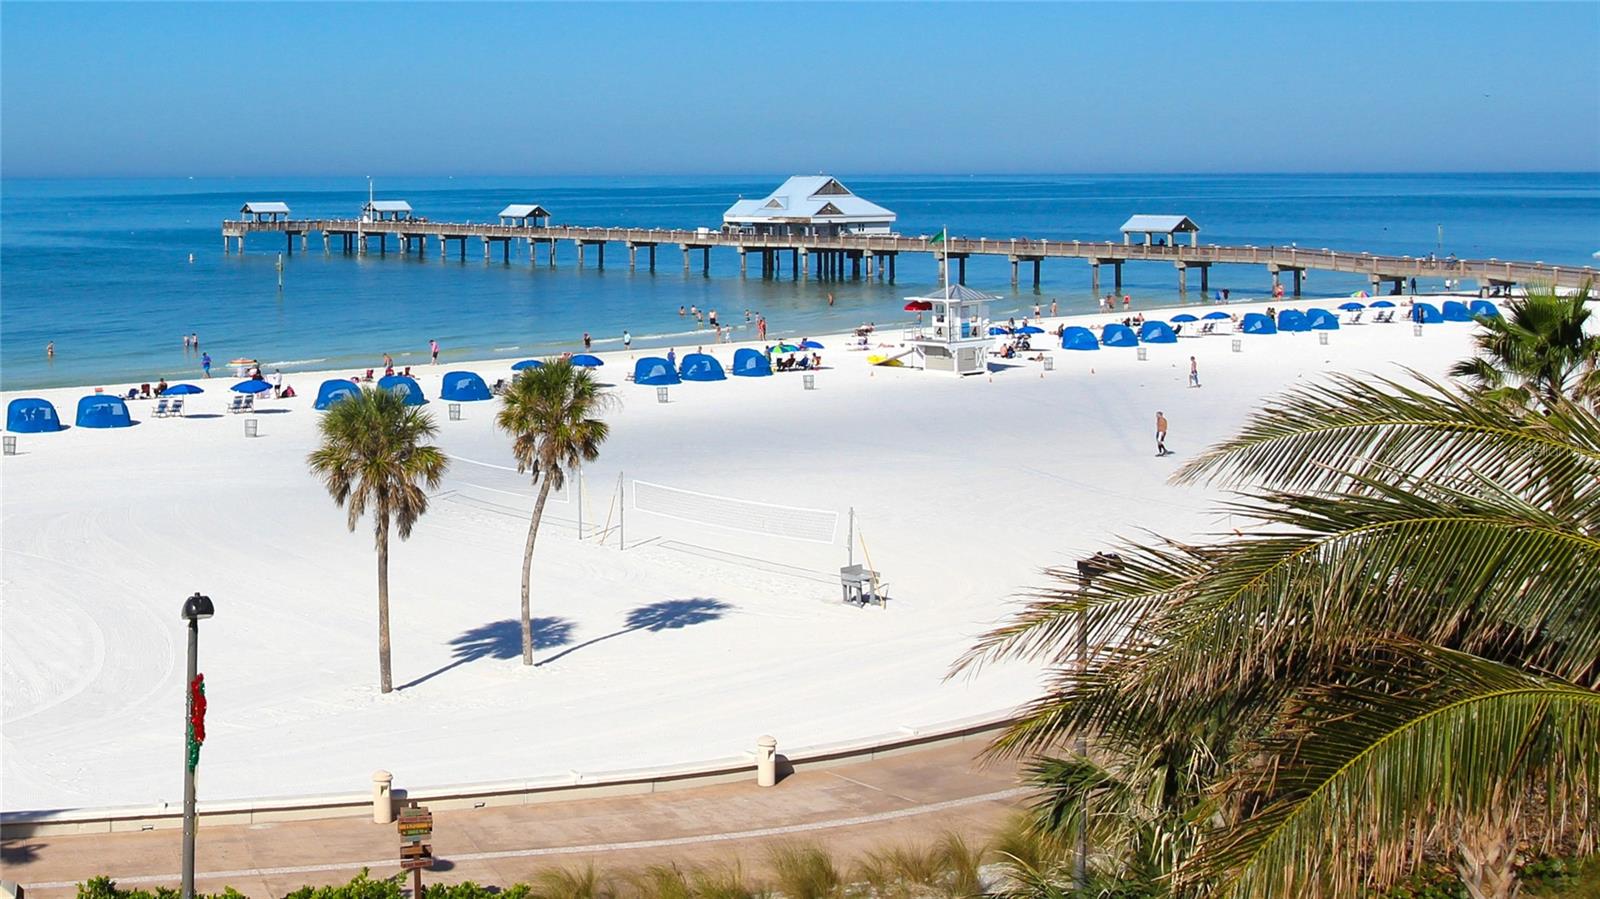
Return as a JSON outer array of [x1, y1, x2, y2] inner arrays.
[[225, 203, 1597, 299]]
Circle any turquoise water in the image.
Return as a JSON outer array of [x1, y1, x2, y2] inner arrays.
[[2, 173, 1596, 391]]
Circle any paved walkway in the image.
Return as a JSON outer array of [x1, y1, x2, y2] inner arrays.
[[2, 742, 1026, 897]]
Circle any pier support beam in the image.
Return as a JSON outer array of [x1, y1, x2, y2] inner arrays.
[[576, 242, 585, 268], [792, 248, 799, 278], [630, 243, 638, 270], [1010, 257, 1018, 285], [1113, 261, 1121, 293], [1089, 258, 1100, 297], [1176, 261, 1187, 297], [958, 256, 967, 285], [1033, 259, 1041, 288], [800, 249, 809, 278], [681, 245, 691, 272], [703, 247, 711, 274]]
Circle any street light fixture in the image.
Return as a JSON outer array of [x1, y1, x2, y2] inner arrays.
[[180, 592, 213, 899]]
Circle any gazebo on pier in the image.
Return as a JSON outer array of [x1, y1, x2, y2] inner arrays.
[[722, 176, 896, 237], [240, 202, 290, 222], [362, 200, 415, 222], [498, 204, 552, 227], [1120, 215, 1200, 248], [904, 283, 995, 375]]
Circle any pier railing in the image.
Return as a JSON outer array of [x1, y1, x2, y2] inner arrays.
[[221, 218, 1600, 290]]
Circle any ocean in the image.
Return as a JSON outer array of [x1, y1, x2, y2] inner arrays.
[[2, 173, 1596, 391]]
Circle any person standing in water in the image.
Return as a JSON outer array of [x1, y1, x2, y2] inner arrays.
[[46, 341, 55, 358], [201, 352, 212, 378], [1155, 411, 1169, 456], [583, 332, 592, 351]]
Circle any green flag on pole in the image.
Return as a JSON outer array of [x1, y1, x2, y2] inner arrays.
[[929, 228, 946, 246]]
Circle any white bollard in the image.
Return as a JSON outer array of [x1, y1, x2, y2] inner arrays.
[[756, 735, 777, 787], [372, 770, 394, 823]]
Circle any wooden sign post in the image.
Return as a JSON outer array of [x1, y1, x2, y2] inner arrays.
[[397, 805, 434, 896]]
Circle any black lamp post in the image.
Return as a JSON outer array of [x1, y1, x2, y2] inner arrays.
[[180, 592, 213, 899], [1072, 553, 1122, 891]]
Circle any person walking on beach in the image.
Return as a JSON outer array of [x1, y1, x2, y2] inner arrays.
[[757, 316, 767, 340], [1189, 356, 1201, 388], [623, 330, 632, 350], [1155, 411, 1170, 457], [667, 347, 677, 367], [201, 352, 212, 378], [1050, 298, 1058, 316], [429, 339, 440, 364], [383, 352, 393, 370], [583, 332, 592, 351]]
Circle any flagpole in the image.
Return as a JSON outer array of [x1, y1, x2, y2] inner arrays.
[[941, 224, 949, 294]]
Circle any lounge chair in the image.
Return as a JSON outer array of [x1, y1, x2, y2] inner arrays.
[[153, 399, 170, 417], [1349, 311, 1363, 324], [228, 396, 244, 413], [170, 398, 185, 417], [362, 369, 374, 382]]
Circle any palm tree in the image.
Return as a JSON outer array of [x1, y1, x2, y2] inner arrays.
[[307, 388, 448, 694], [958, 373, 1600, 898], [1449, 281, 1599, 409], [496, 359, 614, 665]]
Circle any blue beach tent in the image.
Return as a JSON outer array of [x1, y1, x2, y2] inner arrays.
[[1100, 324, 1139, 347], [1469, 300, 1501, 318], [75, 395, 133, 429], [511, 359, 544, 371], [377, 374, 426, 405], [1277, 309, 1309, 332], [314, 379, 362, 410], [731, 347, 772, 376], [1411, 302, 1444, 323], [633, 357, 681, 386], [440, 371, 492, 401], [1306, 308, 1341, 330], [679, 353, 727, 382], [1061, 326, 1100, 351], [1442, 300, 1474, 322], [1139, 320, 1178, 344], [1240, 312, 1278, 335], [7, 398, 64, 433]]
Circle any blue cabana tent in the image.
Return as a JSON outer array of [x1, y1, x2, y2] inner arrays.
[[7, 398, 64, 433], [1441, 300, 1474, 322], [440, 371, 492, 401], [377, 374, 426, 405], [1061, 326, 1100, 351], [1101, 324, 1139, 347], [314, 379, 362, 410], [633, 357, 680, 386], [732, 347, 772, 376], [1306, 308, 1340, 330], [75, 395, 133, 429], [1411, 302, 1444, 323], [679, 353, 727, 382], [1139, 320, 1178, 344], [1469, 299, 1501, 318], [1240, 312, 1278, 334], [1277, 309, 1309, 332]]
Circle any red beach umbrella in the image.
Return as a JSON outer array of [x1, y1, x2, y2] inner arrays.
[[904, 301, 933, 311]]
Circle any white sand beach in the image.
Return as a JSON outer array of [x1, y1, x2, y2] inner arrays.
[[1, 296, 1490, 812]]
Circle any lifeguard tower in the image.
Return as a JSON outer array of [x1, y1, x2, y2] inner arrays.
[[904, 284, 995, 375]]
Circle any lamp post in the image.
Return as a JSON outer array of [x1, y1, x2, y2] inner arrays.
[[180, 592, 214, 899], [1072, 553, 1123, 891]]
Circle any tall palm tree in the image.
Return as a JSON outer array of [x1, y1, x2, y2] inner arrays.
[[496, 359, 614, 665], [1449, 281, 1599, 409], [307, 388, 448, 694], [959, 374, 1600, 898]]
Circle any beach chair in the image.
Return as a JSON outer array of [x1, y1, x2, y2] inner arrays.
[[170, 398, 185, 417], [243, 395, 255, 413], [228, 396, 244, 414], [363, 369, 374, 382], [1349, 311, 1363, 324], [153, 398, 170, 417]]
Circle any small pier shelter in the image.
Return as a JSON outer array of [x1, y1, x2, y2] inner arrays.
[[362, 200, 415, 222], [723, 176, 896, 237], [1121, 215, 1199, 248], [905, 284, 994, 375], [498, 204, 552, 227], [240, 202, 291, 222]]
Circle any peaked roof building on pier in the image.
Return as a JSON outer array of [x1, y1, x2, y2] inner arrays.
[[723, 176, 896, 236]]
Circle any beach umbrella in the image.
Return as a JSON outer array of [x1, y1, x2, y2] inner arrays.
[[1339, 301, 1366, 311], [1203, 311, 1230, 320], [799, 340, 825, 349], [904, 300, 933, 311], [1371, 300, 1396, 308], [231, 379, 272, 394], [1351, 290, 1370, 299], [163, 383, 204, 395], [1018, 326, 1045, 335], [1170, 313, 1199, 323], [571, 354, 604, 367], [511, 359, 544, 371], [988, 326, 1010, 336]]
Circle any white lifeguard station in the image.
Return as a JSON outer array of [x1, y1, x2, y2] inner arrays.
[[904, 283, 995, 375]]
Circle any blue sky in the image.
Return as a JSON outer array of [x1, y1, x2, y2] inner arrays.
[[3, 2, 1597, 176]]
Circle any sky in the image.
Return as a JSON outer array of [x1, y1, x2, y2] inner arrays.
[[2, 2, 1598, 177]]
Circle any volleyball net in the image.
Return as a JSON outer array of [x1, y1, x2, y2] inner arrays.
[[631, 479, 840, 545]]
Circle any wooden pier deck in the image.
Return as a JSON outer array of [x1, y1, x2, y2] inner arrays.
[[221, 218, 1598, 297]]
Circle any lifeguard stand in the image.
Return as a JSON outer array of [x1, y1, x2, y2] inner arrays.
[[904, 284, 995, 375]]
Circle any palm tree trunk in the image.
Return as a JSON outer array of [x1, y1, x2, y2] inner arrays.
[[520, 478, 554, 665], [1456, 819, 1518, 899], [377, 515, 393, 694]]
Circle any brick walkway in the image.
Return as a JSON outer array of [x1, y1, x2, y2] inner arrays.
[[2, 742, 1026, 897]]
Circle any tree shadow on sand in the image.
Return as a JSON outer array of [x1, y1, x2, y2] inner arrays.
[[536, 597, 732, 667], [399, 616, 574, 690]]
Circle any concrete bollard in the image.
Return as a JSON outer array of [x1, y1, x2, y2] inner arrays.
[[372, 770, 394, 823], [756, 735, 778, 787]]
